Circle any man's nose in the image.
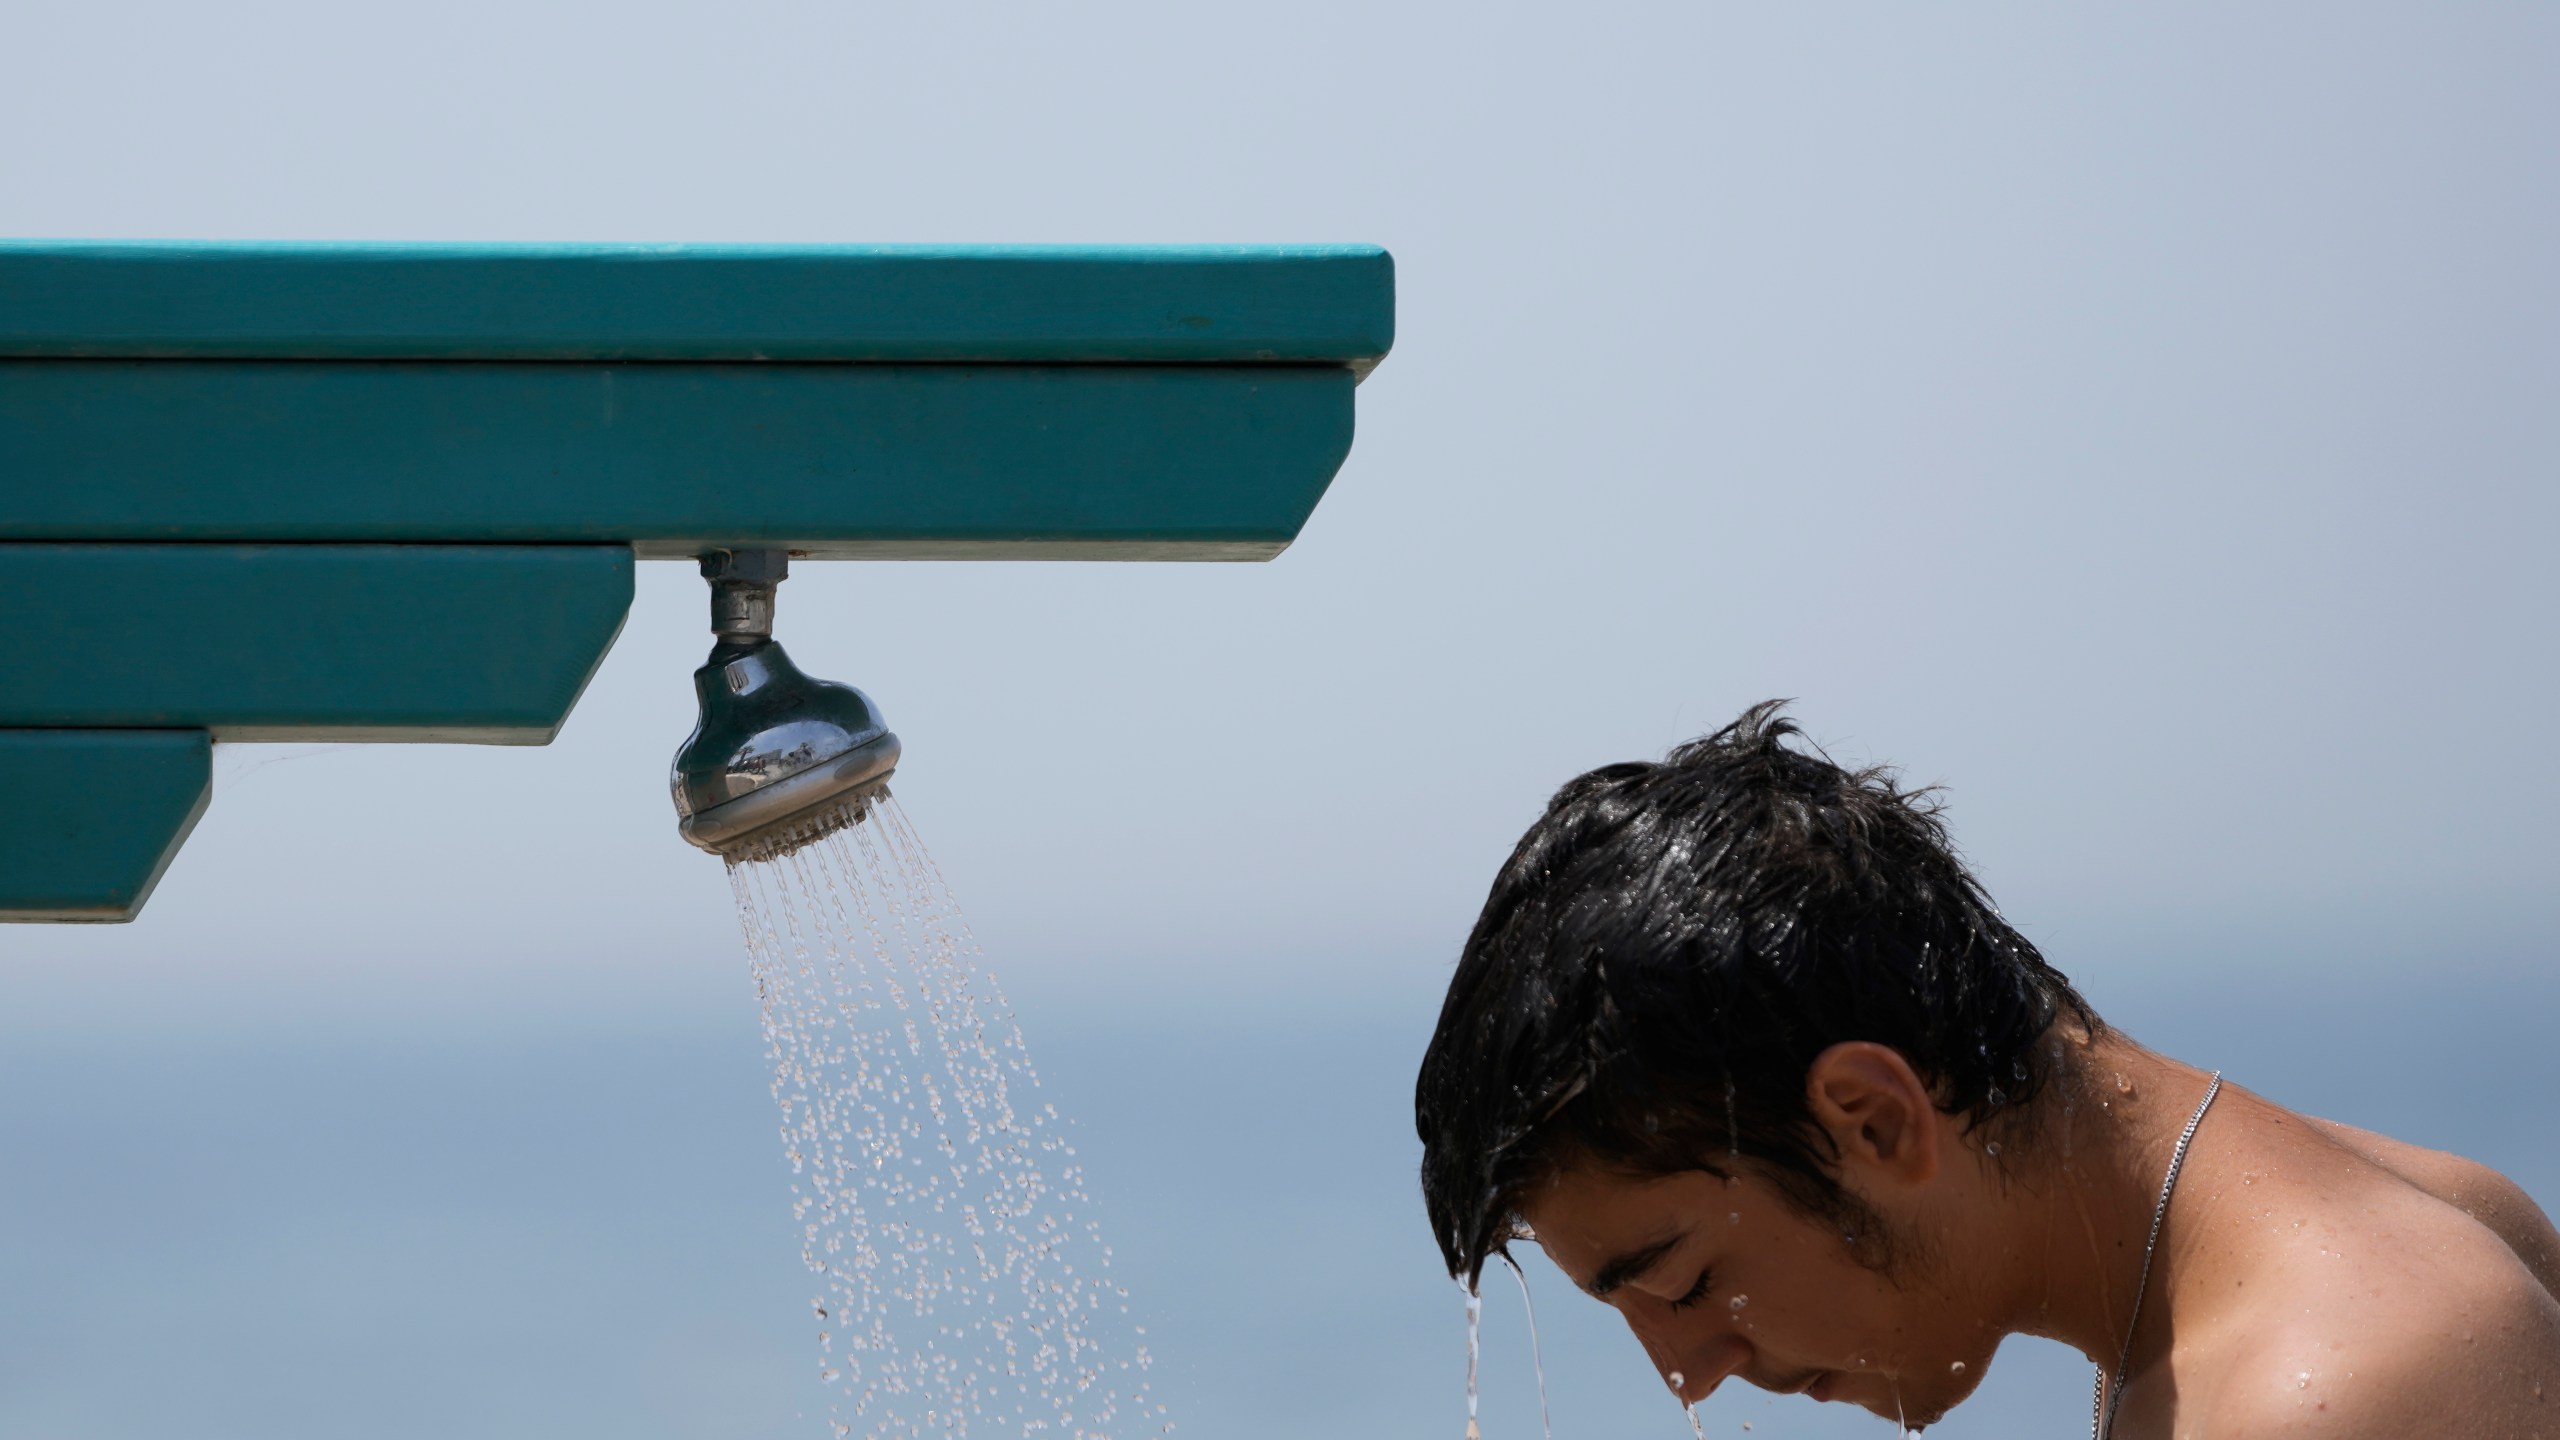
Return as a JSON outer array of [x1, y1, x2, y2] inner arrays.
[[1625, 1309, 1748, 1405]]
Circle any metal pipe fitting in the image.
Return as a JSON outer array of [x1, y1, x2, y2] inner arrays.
[[701, 548, 788, 648]]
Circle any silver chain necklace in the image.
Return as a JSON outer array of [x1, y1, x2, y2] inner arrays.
[[2088, 1070, 2222, 1440]]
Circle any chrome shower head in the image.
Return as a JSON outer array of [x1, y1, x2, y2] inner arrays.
[[671, 550, 901, 861]]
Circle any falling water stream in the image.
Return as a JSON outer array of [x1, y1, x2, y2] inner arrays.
[[1497, 1253, 1553, 1440], [1464, 1287, 1483, 1440], [727, 795, 1164, 1438]]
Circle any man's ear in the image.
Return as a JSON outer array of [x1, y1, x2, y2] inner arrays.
[[1803, 1042, 1942, 1186]]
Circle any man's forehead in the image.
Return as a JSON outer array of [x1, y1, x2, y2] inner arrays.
[[1522, 1157, 1712, 1225]]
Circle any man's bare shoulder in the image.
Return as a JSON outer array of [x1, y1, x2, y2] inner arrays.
[[2185, 1185, 2560, 1437], [2302, 1114, 2560, 1295], [2199, 1272, 2556, 1436]]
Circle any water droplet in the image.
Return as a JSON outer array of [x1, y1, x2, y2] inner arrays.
[[1728, 1294, 1749, 1311], [1950, 1361, 1967, 1375], [1985, 1141, 2002, 1157]]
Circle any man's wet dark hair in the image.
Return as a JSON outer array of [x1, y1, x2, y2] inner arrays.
[[1414, 701, 2098, 1286]]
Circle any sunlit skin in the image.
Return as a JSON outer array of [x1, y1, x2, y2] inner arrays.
[[1517, 1026, 2560, 1436]]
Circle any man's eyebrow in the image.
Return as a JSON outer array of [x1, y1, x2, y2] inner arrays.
[[1587, 1231, 1688, 1299]]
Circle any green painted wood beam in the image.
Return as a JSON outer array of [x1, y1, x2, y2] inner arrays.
[[0, 729, 211, 922], [0, 239, 1394, 920], [0, 362, 1353, 559], [0, 242, 1394, 366], [0, 545, 632, 740]]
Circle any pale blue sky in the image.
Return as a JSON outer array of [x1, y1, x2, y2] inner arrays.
[[2, 4, 2554, 1437]]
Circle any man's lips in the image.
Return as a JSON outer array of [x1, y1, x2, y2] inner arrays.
[[1802, 1371, 1914, 1423]]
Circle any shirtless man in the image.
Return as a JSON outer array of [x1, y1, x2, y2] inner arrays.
[[1414, 703, 2560, 1435]]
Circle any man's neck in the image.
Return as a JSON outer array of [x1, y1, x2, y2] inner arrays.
[[1967, 1029, 2224, 1370]]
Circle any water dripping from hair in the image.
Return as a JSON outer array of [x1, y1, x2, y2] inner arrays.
[[1497, 1251, 1553, 1440], [1463, 1283, 1483, 1440], [2054, 1032, 2076, 1169]]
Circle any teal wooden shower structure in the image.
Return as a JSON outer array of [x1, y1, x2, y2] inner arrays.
[[0, 241, 1393, 920]]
